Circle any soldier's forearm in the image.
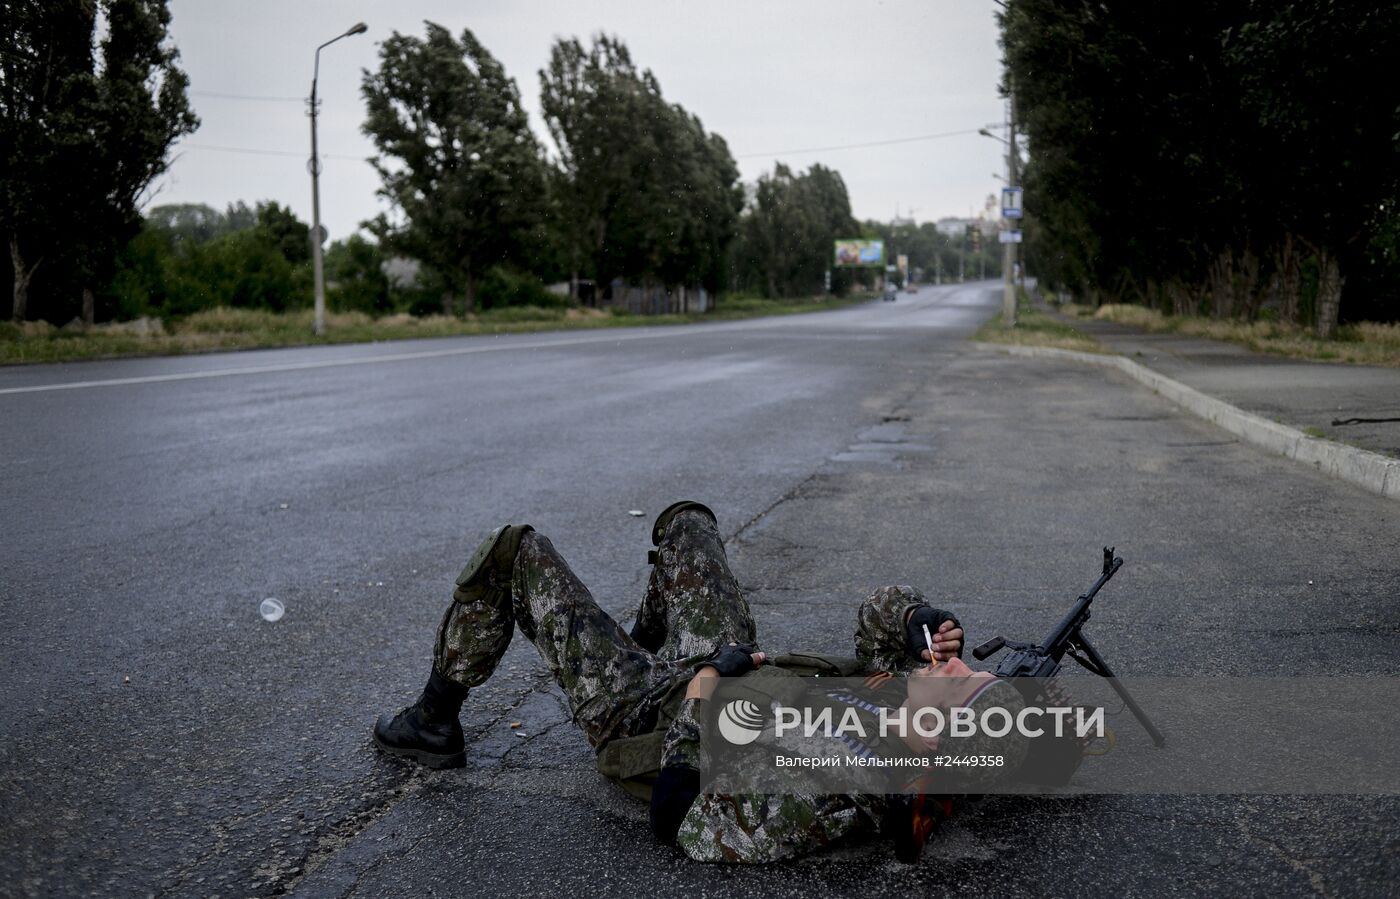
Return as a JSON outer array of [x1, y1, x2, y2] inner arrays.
[[685, 667, 721, 701]]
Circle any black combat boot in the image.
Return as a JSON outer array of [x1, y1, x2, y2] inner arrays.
[[373, 670, 469, 769]]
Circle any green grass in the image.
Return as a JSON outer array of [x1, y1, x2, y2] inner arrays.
[[0, 292, 874, 365], [974, 289, 1104, 353], [1060, 303, 1400, 367]]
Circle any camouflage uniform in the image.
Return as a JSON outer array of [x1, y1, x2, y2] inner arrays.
[[667, 583, 939, 863], [431, 511, 935, 863]]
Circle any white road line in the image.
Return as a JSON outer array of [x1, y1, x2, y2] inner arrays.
[[0, 294, 982, 397], [0, 328, 687, 396]]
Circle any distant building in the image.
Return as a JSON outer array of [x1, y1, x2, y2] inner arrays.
[[935, 213, 1000, 241], [935, 217, 976, 238]]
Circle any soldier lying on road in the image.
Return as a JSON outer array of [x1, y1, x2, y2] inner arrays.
[[373, 501, 1026, 863]]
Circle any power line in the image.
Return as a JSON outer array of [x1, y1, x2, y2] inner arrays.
[[180, 142, 364, 161], [177, 126, 984, 166], [190, 90, 305, 103], [735, 128, 983, 159]]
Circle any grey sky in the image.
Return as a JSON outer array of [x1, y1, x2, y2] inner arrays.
[[160, 0, 1008, 243]]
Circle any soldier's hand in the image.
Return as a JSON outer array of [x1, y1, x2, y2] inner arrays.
[[700, 642, 766, 677], [927, 619, 963, 662], [905, 607, 963, 663]]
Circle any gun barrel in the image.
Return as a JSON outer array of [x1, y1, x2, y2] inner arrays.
[[1039, 555, 1123, 659]]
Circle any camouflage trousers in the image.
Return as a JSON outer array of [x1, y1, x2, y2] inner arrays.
[[432, 510, 756, 748]]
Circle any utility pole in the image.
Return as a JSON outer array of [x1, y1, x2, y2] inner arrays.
[[308, 22, 368, 337], [1002, 85, 1018, 325]]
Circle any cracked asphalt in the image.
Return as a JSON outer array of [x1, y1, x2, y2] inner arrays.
[[1, 282, 1396, 897]]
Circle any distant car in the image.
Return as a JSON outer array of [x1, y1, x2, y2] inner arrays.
[[882, 285, 898, 301]]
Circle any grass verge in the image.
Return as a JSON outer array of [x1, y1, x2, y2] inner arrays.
[[0, 293, 873, 366], [1060, 303, 1400, 367], [973, 290, 1104, 353]]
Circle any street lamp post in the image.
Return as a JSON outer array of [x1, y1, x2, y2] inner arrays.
[[1003, 86, 1018, 325], [308, 22, 368, 337], [979, 97, 1019, 326], [992, 0, 1016, 325]]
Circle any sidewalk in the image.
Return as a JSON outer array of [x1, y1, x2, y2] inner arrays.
[[1063, 315, 1400, 460], [974, 295, 1400, 499]]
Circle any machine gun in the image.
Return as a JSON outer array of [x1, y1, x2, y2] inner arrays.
[[972, 547, 1166, 747]]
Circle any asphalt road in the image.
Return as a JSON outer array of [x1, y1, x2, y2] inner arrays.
[[1, 282, 1395, 898]]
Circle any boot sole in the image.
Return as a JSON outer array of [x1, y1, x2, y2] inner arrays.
[[373, 732, 466, 769]]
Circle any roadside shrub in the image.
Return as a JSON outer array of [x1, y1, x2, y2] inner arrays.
[[477, 267, 567, 309], [176, 307, 286, 334], [326, 235, 395, 315], [479, 306, 567, 323]]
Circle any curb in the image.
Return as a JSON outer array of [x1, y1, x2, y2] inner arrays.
[[973, 342, 1400, 502]]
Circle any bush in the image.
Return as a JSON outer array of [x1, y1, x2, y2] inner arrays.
[[477, 266, 567, 310], [176, 307, 288, 334], [326, 234, 394, 315], [479, 306, 567, 323]]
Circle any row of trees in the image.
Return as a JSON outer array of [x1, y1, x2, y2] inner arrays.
[[361, 27, 746, 315], [106, 199, 562, 320], [4, 0, 197, 325], [860, 219, 1001, 287], [1003, 0, 1400, 334], [5, 11, 883, 325]]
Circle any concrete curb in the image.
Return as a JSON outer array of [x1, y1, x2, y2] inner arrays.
[[973, 342, 1400, 502]]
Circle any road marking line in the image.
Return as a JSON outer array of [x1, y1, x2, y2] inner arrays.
[[0, 292, 985, 397], [0, 329, 687, 396]]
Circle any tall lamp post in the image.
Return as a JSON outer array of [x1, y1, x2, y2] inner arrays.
[[979, 104, 1018, 327], [308, 22, 368, 337], [988, 0, 1019, 326]]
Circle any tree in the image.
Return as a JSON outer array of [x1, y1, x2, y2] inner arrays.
[[325, 234, 392, 314], [732, 163, 857, 298], [2, 0, 196, 323], [362, 23, 548, 315], [539, 36, 645, 297], [539, 35, 741, 298], [145, 203, 230, 243], [1224, 1, 1400, 335], [1002, 0, 1400, 328], [3, 1, 98, 322], [255, 201, 310, 265]]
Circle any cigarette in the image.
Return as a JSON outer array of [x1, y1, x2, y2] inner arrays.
[[922, 623, 938, 666]]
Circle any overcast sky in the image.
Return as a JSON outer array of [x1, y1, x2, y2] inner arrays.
[[158, 0, 1009, 242]]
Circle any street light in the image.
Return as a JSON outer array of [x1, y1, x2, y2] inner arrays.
[[988, 0, 1020, 324], [308, 22, 368, 337], [979, 105, 1019, 326]]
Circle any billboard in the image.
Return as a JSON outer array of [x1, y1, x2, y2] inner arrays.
[[833, 239, 884, 267]]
